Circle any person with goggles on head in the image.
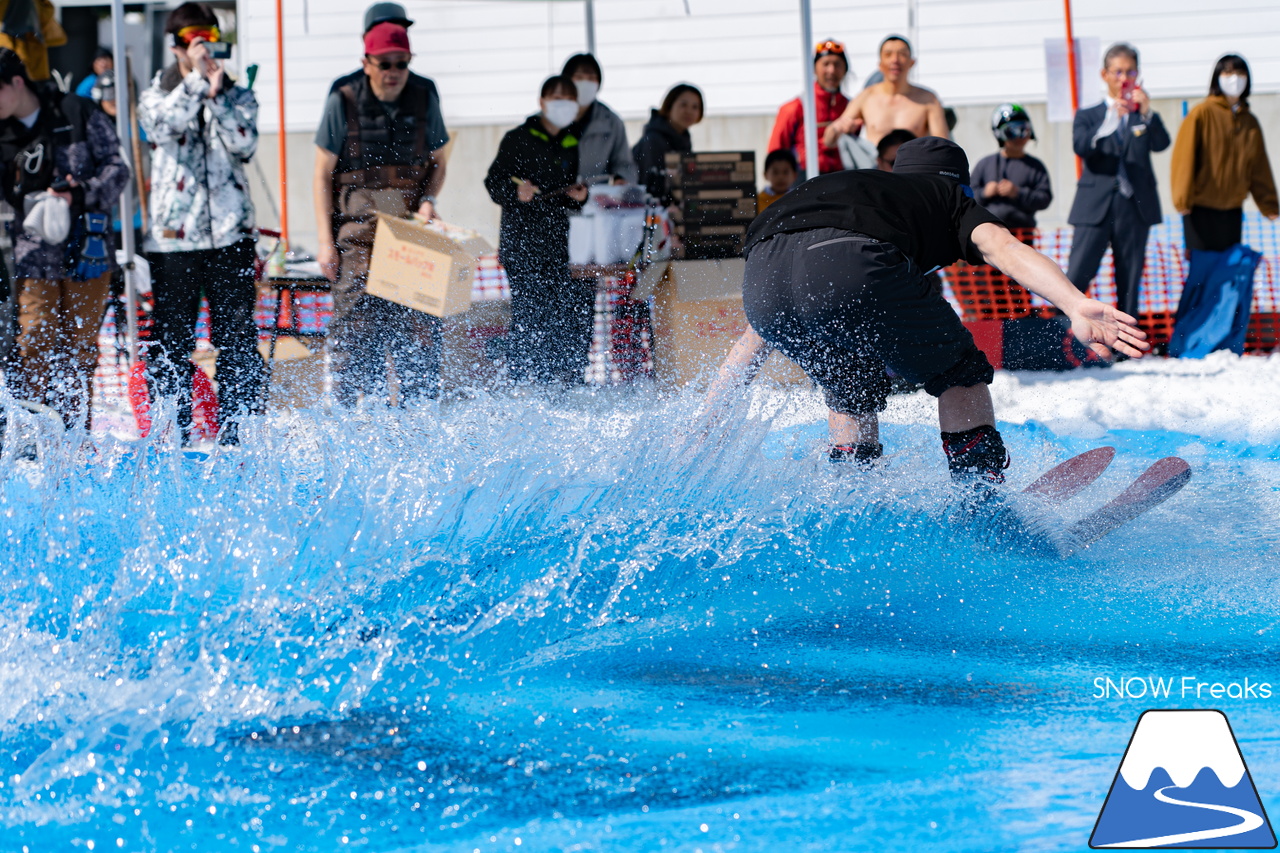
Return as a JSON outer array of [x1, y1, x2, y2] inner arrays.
[[137, 1, 263, 447], [970, 104, 1052, 233], [313, 20, 449, 406], [768, 39, 852, 177]]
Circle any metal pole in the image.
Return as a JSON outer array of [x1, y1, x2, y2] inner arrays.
[[1063, 0, 1082, 179], [584, 0, 596, 55], [799, 0, 818, 180], [275, 0, 289, 244], [111, 0, 139, 366], [906, 0, 918, 81]]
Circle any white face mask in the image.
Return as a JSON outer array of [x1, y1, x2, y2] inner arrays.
[[542, 99, 579, 129], [573, 79, 599, 107], [1218, 73, 1247, 98]]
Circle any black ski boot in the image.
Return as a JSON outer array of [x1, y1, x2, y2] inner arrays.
[[829, 442, 883, 466], [941, 425, 1010, 484]]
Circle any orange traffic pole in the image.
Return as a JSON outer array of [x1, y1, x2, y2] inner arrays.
[[275, 0, 290, 245], [1063, 0, 1082, 179]]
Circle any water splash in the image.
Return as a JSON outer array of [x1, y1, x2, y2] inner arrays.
[[1, 383, 1278, 851]]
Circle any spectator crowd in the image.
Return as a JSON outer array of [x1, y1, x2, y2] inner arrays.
[[0, 0, 1276, 449]]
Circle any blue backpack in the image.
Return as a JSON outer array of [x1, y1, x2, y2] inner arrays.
[[1168, 245, 1263, 358]]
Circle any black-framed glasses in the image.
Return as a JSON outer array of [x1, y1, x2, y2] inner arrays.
[[367, 57, 409, 70]]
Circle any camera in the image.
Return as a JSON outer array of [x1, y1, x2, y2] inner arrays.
[[205, 41, 232, 59]]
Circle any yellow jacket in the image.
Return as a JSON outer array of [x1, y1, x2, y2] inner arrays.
[[0, 0, 67, 82], [1170, 95, 1278, 217], [757, 188, 787, 214]]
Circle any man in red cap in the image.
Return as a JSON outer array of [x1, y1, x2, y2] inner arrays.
[[313, 21, 449, 406]]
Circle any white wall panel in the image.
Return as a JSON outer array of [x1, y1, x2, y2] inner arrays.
[[243, 0, 1280, 133]]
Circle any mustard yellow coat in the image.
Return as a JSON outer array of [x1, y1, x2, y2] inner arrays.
[[0, 0, 68, 81]]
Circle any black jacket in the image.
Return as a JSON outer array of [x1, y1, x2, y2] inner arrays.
[[631, 109, 692, 202], [1069, 102, 1170, 227], [484, 114, 584, 269], [971, 151, 1053, 230]]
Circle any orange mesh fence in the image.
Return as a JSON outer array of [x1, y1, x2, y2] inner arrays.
[[940, 215, 1280, 354]]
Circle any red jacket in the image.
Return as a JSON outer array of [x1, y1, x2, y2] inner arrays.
[[768, 82, 850, 175]]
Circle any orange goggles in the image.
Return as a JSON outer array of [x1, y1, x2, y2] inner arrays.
[[175, 25, 221, 46], [814, 39, 846, 56]]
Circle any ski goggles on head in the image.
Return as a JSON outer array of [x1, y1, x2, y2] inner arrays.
[[814, 39, 847, 59], [173, 25, 221, 47]]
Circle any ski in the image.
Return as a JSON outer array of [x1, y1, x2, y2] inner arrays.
[[1063, 456, 1192, 554], [1022, 446, 1116, 504]]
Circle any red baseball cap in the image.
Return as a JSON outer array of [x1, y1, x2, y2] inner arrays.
[[364, 22, 411, 56]]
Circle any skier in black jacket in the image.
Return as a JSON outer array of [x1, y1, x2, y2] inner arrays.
[[705, 138, 1149, 483], [484, 75, 589, 383]]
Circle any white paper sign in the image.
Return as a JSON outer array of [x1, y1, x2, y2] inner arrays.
[[1045, 37, 1100, 122]]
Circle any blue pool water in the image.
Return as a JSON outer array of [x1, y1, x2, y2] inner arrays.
[[2, 388, 1279, 852]]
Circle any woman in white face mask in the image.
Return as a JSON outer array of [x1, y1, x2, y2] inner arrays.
[[484, 76, 593, 383], [560, 53, 638, 185], [1170, 54, 1278, 255]]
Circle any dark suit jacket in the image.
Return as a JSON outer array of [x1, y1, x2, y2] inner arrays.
[[1068, 101, 1171, 227]]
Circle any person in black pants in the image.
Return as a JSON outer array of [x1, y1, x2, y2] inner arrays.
[[484, 76, 589, 384], [706, 138, 1149, 483], [1066, 43, 1170, 318], [137, 2, 263, 444], [147, 240, 260, 436]]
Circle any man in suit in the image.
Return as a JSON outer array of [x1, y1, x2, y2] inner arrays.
[[1066, 43, 1170, 318]]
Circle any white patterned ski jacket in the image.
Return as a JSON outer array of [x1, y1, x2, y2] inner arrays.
[[138, 65, 258, 253]]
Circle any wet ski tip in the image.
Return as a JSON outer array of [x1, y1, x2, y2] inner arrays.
[[1023, 446, 1116, 504], [1062, 456, 1192, 556]]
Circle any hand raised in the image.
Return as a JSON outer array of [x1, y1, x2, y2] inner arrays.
[[1069, 298, 1150, 360]]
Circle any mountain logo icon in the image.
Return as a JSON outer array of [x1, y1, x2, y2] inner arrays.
[[1090, 709, 1276, 848]]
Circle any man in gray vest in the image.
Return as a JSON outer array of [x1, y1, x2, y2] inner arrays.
[[313, 20, 449, 405]]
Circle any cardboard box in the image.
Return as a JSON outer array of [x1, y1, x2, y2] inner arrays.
[[366, 214, 492, 318], [648, 259, 807, 387]]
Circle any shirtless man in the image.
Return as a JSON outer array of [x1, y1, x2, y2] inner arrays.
[[822, 35, 948, 148]]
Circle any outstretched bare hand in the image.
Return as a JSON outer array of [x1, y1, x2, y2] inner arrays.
[[1069, 299, 1150, 360]]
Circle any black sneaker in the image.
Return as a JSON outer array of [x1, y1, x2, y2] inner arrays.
[[829, 442, 883, 465], [941, 425, 1010, 484]]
